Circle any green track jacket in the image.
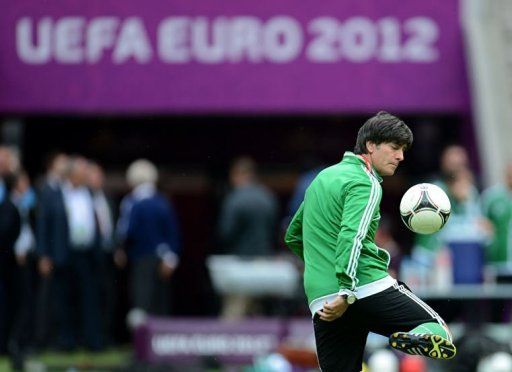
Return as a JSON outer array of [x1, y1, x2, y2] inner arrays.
[[285, 152, 390, 304], [482, 184, 512, 265]]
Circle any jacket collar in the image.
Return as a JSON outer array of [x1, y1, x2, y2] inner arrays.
[[132, 182, 157, 200], [342, 152, 383, 183]]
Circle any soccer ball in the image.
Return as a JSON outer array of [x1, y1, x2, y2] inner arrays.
[[399, 183, 451, 234]]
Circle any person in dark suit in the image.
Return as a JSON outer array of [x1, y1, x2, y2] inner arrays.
[[115, 159, 181, 316], [0, 147, 23, 368], [9, 170, 38, 369], [87, 161, 117, 345], [218, 157, 278, 257], [0, 173, 22, 366], [35, 152, 73, 350], [217, 157, 279, 319]]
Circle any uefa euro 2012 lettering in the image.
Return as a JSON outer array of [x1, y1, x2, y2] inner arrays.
[[16, 16, 440, 65]]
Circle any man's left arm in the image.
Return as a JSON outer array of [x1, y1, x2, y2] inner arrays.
[[158, 199, 181, 278]]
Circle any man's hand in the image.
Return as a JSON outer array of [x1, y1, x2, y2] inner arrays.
[[16, 253, 27, 266], [317, 295, 349, 321], [114, 249, 127, 268], [159, 260, 175, 280], [38, 256, 53, 277]]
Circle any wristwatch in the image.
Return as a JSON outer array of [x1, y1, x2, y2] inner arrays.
[[338, 289, 357, 305], [342, 293, 357, 305]]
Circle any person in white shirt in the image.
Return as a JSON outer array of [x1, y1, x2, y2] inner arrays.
[[61, 156, 103, 351]]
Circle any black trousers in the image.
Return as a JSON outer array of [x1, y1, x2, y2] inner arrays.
[[10, 252, 38, 353], [313, 282, 450, 372], [130, 256, 171, 315], [0, 250, 19, 354]]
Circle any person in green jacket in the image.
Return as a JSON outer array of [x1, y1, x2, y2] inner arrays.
[[285, 112, 456, 372], [481, 163, 512, 323], [482, 163, 512, 273]]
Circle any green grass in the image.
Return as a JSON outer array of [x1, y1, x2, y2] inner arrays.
[[0, 347, 131, 371], [0, 359, 10, 371]]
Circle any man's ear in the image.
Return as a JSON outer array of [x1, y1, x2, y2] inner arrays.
[[366, 141, 376, 154]]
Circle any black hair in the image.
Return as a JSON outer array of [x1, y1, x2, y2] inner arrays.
[[354, 111, 413, 155]]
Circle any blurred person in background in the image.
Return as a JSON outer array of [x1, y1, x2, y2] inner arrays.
[[0, 170, 22, 368], [12, 171, 37, 262], [115, 159, 181, 316], [217, 156, 278, 319], [9, 170, 37, 367], [439, 145, 472, 181], [409, 145, 483, 287], [0, 146, 18, 200], [218, 157, 278, 257], [61, 156, 103, 351], [0, 146, 22, 363], [434, 168, 493, 324], [87, 161, 117, 345], [35, 152, 70, 349], [482, 162, 512, 321], [88, 162, 115, 253], [440, 168, 492, 283], [482, 162, 512, 276]]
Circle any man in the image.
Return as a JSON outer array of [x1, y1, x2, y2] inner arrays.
[[285, 112, 456, 371], [413, 145, 481, 260], [88, 162, 114, 254], [37, 152, 69, 277], [482, 162, 512, 273], [35, 152, 71, 349], [87, 162, 116, 344], [482, 163, 512, 321], [115, 159, 181, 315], [218, 157, 278, 257], [0, 173, 22, 365], [10, 170, 37, 368], [217, 157, 278, 319], [61, 156, 103, 351]]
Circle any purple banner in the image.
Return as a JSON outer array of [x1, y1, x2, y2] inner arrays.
[[134, 317, 287, 364], [0, 0, 469, 114]]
